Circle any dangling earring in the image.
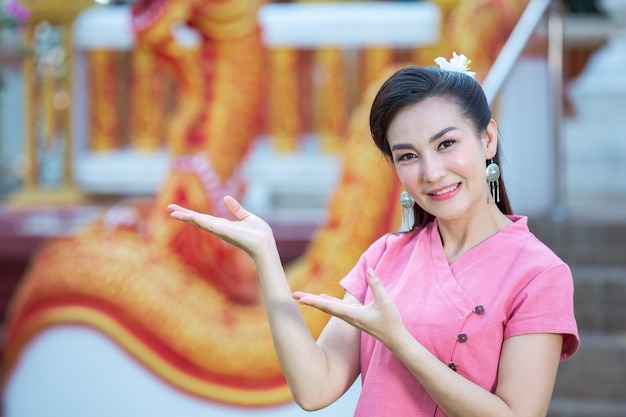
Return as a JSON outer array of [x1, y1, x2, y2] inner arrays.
[[486, 159, 500, 203], [400, 191, 415, 232]]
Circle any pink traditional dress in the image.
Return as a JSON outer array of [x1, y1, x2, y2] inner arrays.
[[341, 216, 579, 417]]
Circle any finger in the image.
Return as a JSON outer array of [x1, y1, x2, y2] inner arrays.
[[293, 291, 319, 303], [170, 212, 204, 229], [168, 209, 192, 222], [297, 297, 345, 317], [167, 206, 218, 232], [223, 196, 253, 221], [365, 268, 390, 303], [167, 204, 198, 218], [292, 291, 307, 301], [167, 205, 221, 231], [293, 291, 329, 299], [294, 292, 339, 303], [168, 207, 199, 223], [167, 204, 186, 213]]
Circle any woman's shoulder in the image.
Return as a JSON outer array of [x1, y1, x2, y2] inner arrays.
[[503, 215, 566, 267]]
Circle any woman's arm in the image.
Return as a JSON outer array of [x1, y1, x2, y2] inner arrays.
[[297, 268, 563, 417], [389, 328, 562, 417], [168, 197, 360, 410]]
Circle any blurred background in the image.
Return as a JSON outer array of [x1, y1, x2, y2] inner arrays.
[[0, 0, 625, 416]]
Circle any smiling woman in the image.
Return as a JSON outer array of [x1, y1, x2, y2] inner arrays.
[[371, 64, 512, 231], [167, 54, 580, 417]]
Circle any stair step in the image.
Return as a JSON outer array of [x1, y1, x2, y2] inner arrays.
[[571, 266, 626, 333], [549, 398, 626, 417], [553, 333, 626, 402], [529, 218, 626, 266]]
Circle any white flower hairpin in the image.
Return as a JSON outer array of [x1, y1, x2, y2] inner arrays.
[[434, 52, 476, 78]]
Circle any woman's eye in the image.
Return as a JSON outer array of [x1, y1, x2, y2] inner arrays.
[[438, 139, 455, 150], [396, 153, 416, 162]]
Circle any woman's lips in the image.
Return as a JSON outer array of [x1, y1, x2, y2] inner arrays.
[[427, 183, 461, 200]]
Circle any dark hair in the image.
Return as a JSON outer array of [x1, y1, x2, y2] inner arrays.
[[369, 66, 513, 230]]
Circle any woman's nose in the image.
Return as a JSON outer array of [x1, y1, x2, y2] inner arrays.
[[421, 156, 445, 183]]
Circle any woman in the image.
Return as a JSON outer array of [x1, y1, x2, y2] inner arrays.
[[168, 54, 579, 417]]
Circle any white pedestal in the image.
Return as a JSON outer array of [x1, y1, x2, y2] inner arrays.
[[4, 326, 361, 417]]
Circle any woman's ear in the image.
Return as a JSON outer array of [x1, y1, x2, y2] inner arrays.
[[484, 119, 498, 158]]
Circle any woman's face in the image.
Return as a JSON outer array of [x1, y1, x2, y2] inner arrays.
[[387, 97, 497, 223]]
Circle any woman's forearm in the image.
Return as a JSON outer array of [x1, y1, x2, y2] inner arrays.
[[390, 333, 514, 417], [251, 245, 351, 410], [386, 328, 560, 417], [167, 201, 356, 409]]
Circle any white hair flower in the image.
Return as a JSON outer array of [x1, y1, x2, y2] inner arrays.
[[434, 52, 476, 78]]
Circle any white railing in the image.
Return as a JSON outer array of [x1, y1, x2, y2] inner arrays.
[[69, 2, 440, 221], [482, 0, 553, 104]]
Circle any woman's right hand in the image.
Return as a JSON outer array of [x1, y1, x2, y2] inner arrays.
[[167, 196, 276, 259]]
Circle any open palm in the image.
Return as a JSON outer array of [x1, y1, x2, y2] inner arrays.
[[167, 196, 276, 260], [294, 268, 405, 345]]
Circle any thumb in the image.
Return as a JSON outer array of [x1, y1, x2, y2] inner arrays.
[[223, 196, 251, 221], [366, 268, 389, 303]]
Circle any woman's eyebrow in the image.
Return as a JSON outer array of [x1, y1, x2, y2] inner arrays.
[[429, 126, 457, 143], [390, 126, 458, 151]]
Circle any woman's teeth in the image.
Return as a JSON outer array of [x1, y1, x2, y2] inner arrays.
[[433, 184, 458, 196]]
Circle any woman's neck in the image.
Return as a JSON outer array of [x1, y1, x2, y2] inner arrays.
[[437, 207, 512, 264]]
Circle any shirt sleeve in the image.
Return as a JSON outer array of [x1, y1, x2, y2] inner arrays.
[[340, 233, 391, 303], [504, 262, 580, 360]]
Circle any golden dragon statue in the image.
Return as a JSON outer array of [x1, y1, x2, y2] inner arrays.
[[2, 0, 528, 407]]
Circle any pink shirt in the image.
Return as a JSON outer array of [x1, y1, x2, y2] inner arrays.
[[340, 216, 579, 417]]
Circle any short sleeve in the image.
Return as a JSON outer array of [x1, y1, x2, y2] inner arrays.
[[340, 234, 391, 303], [505, 263, 580, 360]]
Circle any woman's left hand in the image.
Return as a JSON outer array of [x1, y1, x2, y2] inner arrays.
[[293, 268, 404, 345], [167, 196, 276, 261]]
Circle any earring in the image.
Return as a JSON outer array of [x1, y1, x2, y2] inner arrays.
[[486, 159, 500, 203], [400, 191, 415, 232]]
